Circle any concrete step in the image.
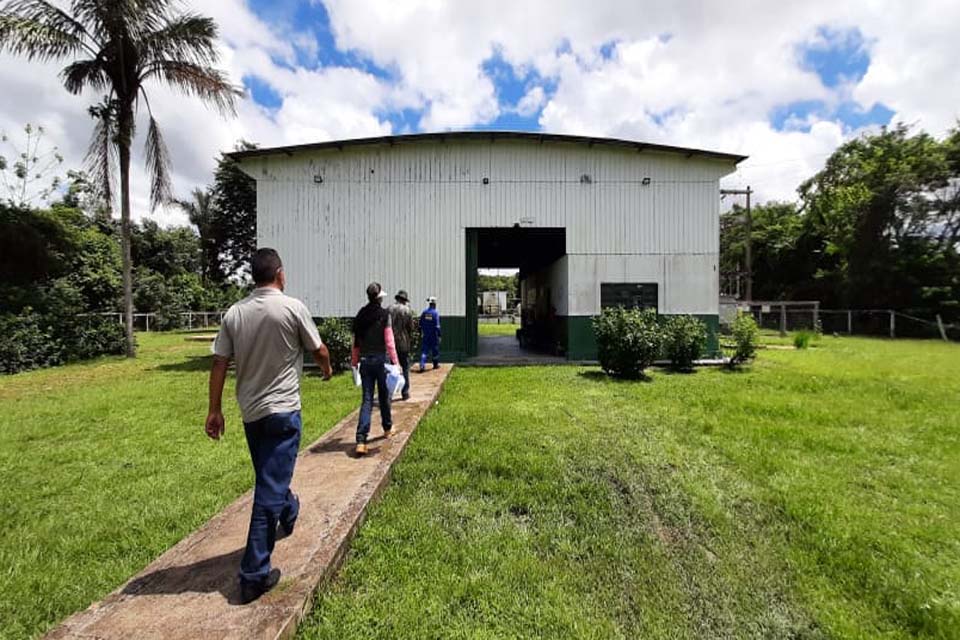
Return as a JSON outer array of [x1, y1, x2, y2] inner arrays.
[[46, 366, 452, 640]]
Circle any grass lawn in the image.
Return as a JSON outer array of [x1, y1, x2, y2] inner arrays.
[[0, 333, 358, 639], [478, 322, 520, 337], [301, 336, 960, 639]]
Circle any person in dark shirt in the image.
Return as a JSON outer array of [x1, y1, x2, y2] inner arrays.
[[351, 282, 399, 456]]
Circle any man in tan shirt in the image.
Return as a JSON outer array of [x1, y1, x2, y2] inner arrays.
[[206, 248, 332, 604]]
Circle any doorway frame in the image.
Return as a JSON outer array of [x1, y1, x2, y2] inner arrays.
[[465, 228, 479, 358]]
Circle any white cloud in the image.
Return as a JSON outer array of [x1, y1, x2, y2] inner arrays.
[[321, 0, 960, 203], [0, 0, 404, 226], [3, 0, 959, 226], [516, 86, 546, 117]]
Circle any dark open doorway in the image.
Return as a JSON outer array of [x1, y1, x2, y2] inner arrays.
[[465, 228, 566, 361]]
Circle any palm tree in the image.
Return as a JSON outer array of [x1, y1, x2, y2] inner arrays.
[[176, 187, 220, 284], [0, 0, 240, 356]]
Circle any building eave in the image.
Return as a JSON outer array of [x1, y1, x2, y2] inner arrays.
[[227, 131, 748, 164]]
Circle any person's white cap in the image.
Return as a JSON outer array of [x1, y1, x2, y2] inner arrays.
[[427, 296, 437, 303]]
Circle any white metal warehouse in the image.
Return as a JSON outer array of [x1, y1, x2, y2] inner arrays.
[[231, 132, 745, 360]]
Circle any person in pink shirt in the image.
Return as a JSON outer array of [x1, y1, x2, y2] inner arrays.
[[350, 282, 400, 456]]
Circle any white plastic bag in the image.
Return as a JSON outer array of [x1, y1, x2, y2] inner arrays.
[[385, 363, 405, 399], [351, 364, 361, 387]]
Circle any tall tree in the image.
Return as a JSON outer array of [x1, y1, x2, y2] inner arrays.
[[0, 0, 240, 356], [210, 141, 256, 283], [176, 187, 221, 283], [799, 123, 950, 308], [0, 123, 64, 207]]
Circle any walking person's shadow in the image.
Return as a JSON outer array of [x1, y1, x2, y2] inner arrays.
[[122, 548, 251, 605]]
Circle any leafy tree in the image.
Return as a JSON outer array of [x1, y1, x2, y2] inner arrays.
[[0, 202, 121, 314], [799, 123, 952, 309], [131, 219, 200, 278], [209, 141, 257, 283], [0, 0, 241, 356], [0, 123, 64, 206], [722, 123, 960, 321], [477, 272, 519, 298], [176, 187, 222, 283]]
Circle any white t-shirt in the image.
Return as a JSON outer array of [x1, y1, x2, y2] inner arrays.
[[212, 287, 323, 423]]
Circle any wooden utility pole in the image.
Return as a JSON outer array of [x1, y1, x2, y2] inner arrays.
[[720, 186, 753, 301]]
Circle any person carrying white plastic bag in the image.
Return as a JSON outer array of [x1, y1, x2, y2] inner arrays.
[[350, 282, 400, 456], [351, 364, 361, 387], [385, 363, 405, 399]]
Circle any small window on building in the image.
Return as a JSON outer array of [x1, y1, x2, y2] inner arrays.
[[600, 283, 658, 312]]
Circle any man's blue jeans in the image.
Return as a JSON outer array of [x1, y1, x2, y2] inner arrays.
[[357, 354, 392, 443], [239, 410, 301, 585], [397, 351, 411, 398]]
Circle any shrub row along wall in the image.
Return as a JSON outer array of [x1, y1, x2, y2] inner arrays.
[[0, 312, 127, 375]]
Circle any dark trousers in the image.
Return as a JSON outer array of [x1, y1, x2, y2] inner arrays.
[[357, 354, 392, 443], [420, 337, 439, 369], [398, 350, 411, 398], [240, 410, 301, 585]]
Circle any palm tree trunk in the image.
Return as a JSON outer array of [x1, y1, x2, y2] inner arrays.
[[118, 134, 136, 357]]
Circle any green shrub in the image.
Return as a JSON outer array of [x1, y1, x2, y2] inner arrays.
[[0, 311, 127, 374], [663, 315, 707, 370], [58, 314, 127, 361], [726, 312, 759, 367], [315, 317, 352, 373], [793, 330, 813, 350], [0, 311, 60, 374], [592, 307, 663, 379]]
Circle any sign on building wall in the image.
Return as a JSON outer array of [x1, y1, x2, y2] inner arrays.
[[600, 283, 658, 312]]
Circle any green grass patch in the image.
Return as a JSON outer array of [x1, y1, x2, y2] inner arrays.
[[477, 322, 520, 337], [302, 336, 960, 639], [0, 333, 357, 639]]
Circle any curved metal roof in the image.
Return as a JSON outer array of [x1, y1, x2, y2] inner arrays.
[[228, 130, 747, 164]]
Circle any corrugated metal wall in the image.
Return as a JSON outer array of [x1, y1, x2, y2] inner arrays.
[[246, 140, 735, 317]]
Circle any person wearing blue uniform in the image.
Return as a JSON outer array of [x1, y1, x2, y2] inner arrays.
[[419, 296, 441, 372]]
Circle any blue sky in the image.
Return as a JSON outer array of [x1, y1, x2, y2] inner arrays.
[[240, 1, 894, 138], [3, 0, 957, 223]]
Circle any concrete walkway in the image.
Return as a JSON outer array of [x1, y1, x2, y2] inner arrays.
[[46, 366, 452, 640], [469, 335, 570, 366]]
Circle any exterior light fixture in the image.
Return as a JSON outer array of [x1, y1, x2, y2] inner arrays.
[[482, 177, 490, 185], [641, 176, 651, 185], [313, 174, 323, 184]]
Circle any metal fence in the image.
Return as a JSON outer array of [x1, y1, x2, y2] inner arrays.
[[743, 305, 959, 341], [89, 311, 227, 332]]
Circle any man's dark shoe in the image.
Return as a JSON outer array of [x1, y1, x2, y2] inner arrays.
[[277, 517, 296, 540], [401, 393, 410, 401], [239, 568, 281, 604]]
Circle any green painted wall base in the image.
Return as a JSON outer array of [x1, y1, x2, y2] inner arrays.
[[563, 314, 722, 361], [314, 314, 718, 364], [438, 316, 468, 362]]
